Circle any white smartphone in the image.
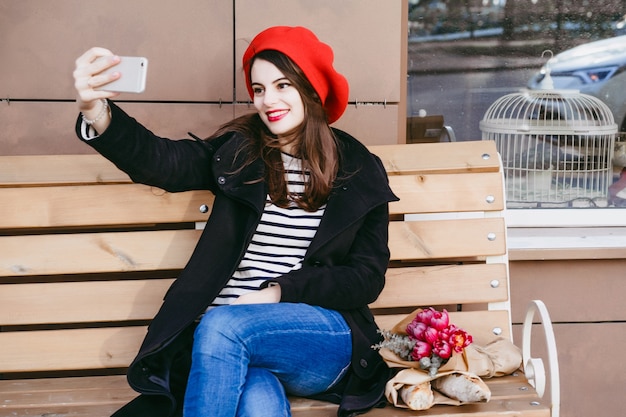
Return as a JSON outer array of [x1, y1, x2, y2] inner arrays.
[[96, 56, 148, 93]]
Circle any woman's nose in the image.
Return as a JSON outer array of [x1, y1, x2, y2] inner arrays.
[[263, 89, 278, 106]]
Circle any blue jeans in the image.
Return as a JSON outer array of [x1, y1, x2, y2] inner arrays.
[[183, 303, 352, 417]]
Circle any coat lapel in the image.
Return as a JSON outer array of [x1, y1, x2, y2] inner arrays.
[[306, 138, 398, 257]]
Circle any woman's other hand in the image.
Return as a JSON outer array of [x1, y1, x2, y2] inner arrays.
[[231, 285, 281, 305]]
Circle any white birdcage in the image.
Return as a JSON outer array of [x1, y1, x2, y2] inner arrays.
[[480, 88, 617, 207]]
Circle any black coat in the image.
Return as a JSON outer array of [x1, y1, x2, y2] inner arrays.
[[76, 102, 399, 417]]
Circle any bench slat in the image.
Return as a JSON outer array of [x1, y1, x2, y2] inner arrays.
[[0, 376, 134, 409], [289, 373, 548, 413], [0, 311, 511, 374], [1, 219, 505, 277], [0, 172, 504, 230], [0, 374, 129, 394], [0, 230, 200, 276], [291, 397, 549, 417], [389, 218, 506, 260], [0, 279, 173, 326], [0, 173, 503, 229], [0, 184, 212, 229], [0, 404, 129, 417], [1, 264, 507, 326], [0, 155, 131, 187], [0, 327, 145, 373], [373, 264, 508, 309], [0, 142, 500, 187], [370, 141, 500, 176], [0, 396, 548, 417], [0, 374, 549, 417], [360, 398, 549, 416], [389, 172, 504, 214]]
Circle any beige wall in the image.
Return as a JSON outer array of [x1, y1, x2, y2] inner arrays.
[[0, 0, 407, 155]]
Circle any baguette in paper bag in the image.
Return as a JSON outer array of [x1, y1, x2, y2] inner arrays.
[[399, 382, 435, 410], [386, 368, 490, 410]]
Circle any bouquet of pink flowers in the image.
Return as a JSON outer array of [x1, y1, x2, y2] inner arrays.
[[373, 308, 473, 377]]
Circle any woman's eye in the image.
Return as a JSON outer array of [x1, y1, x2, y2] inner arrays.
[[253, 87, 264, 95], [277, 82, 291, 90]]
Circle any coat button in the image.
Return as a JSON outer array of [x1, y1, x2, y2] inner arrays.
[[199, 204, 209, 213], [215, 155, 221, 162], [360, 359, 368, 368], [217, 176, 226, 185]]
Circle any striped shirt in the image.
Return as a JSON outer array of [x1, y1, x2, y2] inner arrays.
[[209, 152, 325, 307]]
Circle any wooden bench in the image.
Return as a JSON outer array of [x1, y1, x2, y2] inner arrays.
[[0, 140, 559, 417]]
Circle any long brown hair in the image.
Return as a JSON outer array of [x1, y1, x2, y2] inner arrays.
[[207, 50, 339, 212]]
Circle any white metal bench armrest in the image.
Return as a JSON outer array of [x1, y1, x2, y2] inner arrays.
[[522, 299, 560, 417]]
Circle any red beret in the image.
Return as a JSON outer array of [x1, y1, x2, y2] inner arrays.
[[243, 26, 349, 124]]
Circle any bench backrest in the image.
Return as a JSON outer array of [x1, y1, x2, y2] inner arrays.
[[0, 141, 508, 377]]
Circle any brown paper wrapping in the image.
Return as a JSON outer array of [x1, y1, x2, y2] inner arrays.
[[379, 309, 522, 410]]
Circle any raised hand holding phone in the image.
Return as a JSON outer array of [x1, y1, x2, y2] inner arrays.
[[73, 48, 148, 134]]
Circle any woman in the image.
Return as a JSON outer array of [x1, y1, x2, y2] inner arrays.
[[73, 26, 398, 417]]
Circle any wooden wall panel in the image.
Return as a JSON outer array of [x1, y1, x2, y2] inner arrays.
[[509, 259, 626, 323], [0, 0, 233, 101], [233, 0, 404, 104], [510, 258, 626, 417], [513, 323, 626, 417], [0, 102, 82, 155], [335, 105, 400, 145], [115, 102, 236, 140], [0, 1, 406, 154], [0, 102, 235, 155]]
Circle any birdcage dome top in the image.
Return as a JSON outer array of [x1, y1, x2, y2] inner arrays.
[[479, 89, 617, 136]]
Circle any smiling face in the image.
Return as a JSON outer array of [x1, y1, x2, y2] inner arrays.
[[250, 59, 305, 140]]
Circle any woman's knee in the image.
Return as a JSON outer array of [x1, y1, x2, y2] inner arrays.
[[192, 307, 244, 352], [193, 305, 268, 355]]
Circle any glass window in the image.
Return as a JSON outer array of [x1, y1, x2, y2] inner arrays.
[[407, 0, 626, 218]]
